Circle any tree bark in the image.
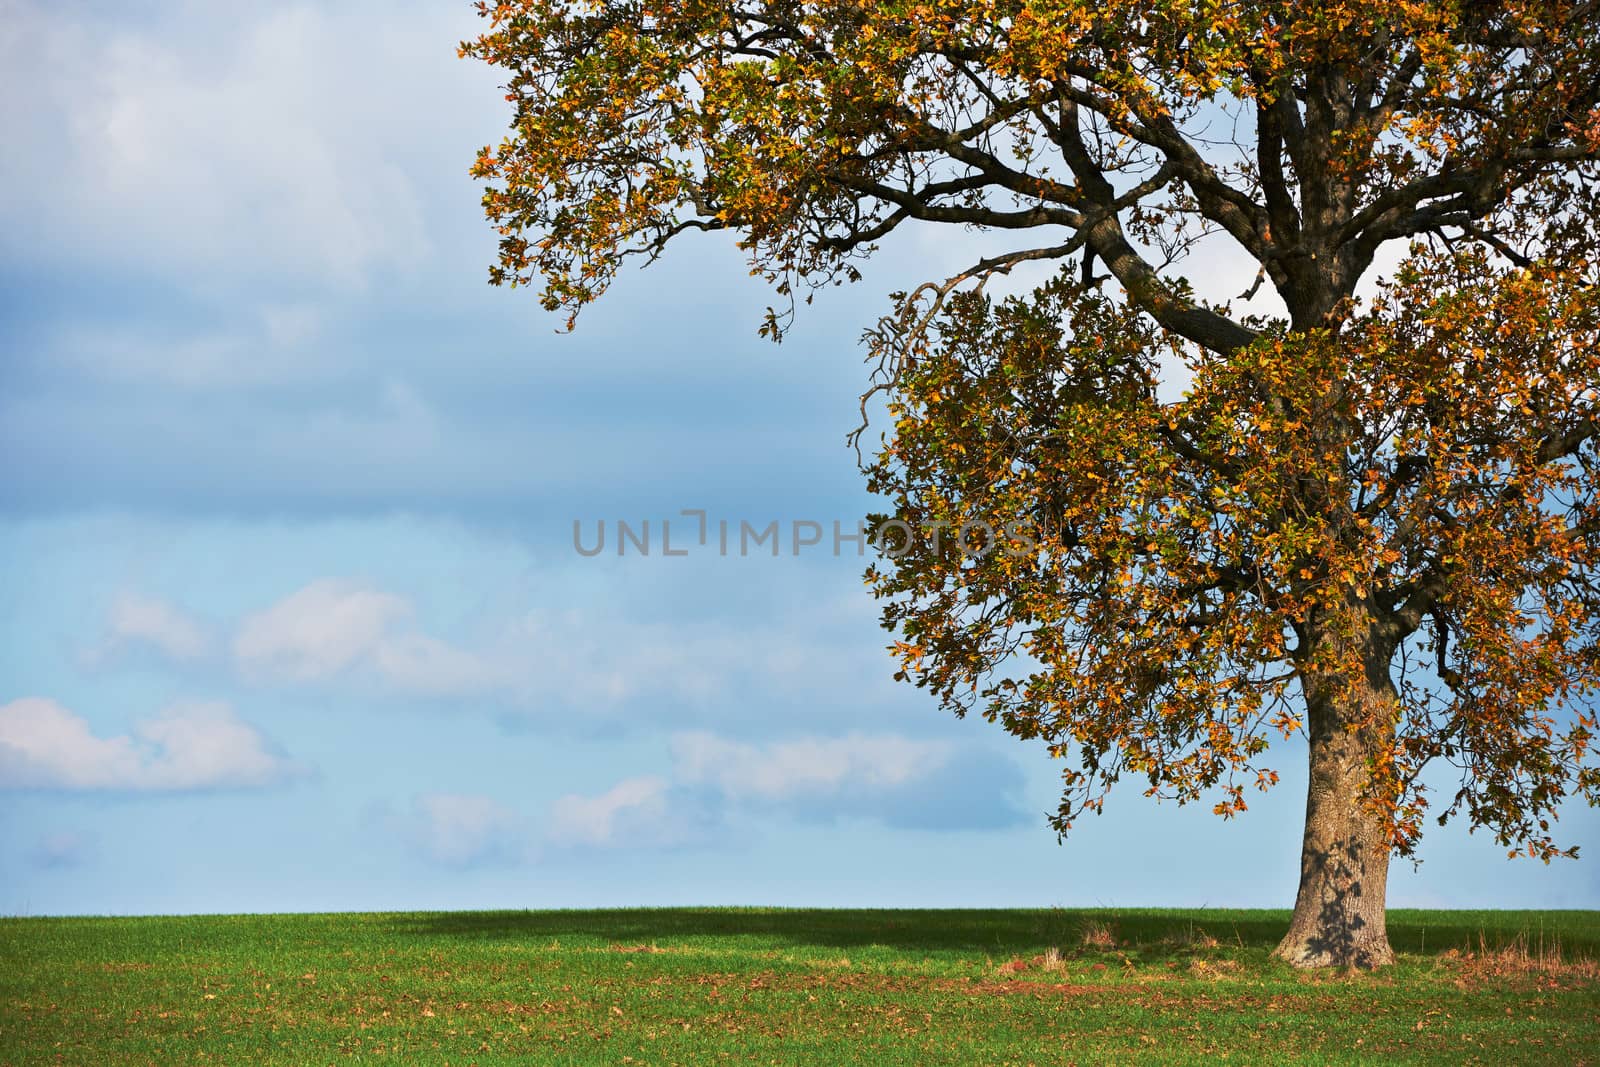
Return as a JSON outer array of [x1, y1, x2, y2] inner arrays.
[[1274, 635, 1398, 969]]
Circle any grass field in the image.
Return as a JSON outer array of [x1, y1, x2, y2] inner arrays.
[[2, 907, 1598, 1065]]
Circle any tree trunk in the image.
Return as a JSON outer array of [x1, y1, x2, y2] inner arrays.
[[1274, 636, 1398, 969]]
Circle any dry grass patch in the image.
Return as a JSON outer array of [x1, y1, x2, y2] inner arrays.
[[1443, 932, 1600, 984], [1160, 924, 1221, 951], [1080, 920, 1119, 950]]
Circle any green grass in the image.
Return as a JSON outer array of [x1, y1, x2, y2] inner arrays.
[[3, 908, 1597, 1065]]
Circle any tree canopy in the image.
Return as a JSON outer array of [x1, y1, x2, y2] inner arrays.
[[463, 0, 1600, 966]]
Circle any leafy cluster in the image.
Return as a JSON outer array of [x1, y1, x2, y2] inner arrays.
[[465, 1, 1600, 340], [865, 251, 1600, 858]]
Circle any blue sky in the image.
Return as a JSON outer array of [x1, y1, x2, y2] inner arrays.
[[2, 0, 1596, 916]]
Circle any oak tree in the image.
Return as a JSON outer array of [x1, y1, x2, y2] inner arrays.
[[463, 0, 1600, 966]]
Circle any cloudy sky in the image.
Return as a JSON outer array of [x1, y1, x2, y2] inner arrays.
[[2, 0, 1596, 916]]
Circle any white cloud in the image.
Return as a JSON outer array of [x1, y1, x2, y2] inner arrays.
[[100, 591, 212, 662], [670, 732, 950, 800], [405, 792, 527, 867], [546, 776, 674, 848], [2, 2, 445, 292], [233, 578, 501, 696], [403, 778, 686, 861], [227, 575, 888, 716], [0, 698, 298, 791], [235, 579, 411, 682], [546, 730, 1028, 848], [379, 728, 1025, 859]]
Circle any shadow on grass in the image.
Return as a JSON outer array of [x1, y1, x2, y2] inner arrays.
[[378, 907, 1600, 960], [1383, 909, 1600, 957], [381, 907, 1297, 955]]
